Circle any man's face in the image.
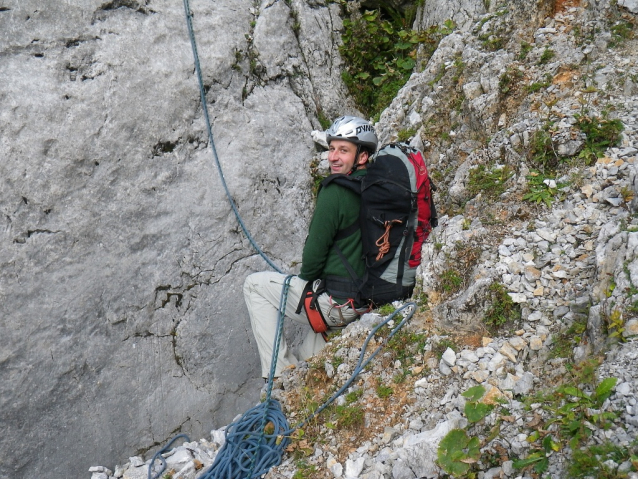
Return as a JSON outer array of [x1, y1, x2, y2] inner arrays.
[[328, 140, 366, 174]]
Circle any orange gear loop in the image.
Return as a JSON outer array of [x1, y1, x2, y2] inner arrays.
[[375, 219, 403, 260]]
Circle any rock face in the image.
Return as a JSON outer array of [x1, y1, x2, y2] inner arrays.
[[0, 1, 354, 478], [414, 0, 487, 32]]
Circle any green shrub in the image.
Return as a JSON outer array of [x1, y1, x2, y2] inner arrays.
[[609, 20, 635, 48], [397, 128, 416, 142], [529, 125, 559, 171], [499, 65, 523, 93], [575, 113, 624, 165], [376, 383, 393, 399], [550, 315, 588, 359], [293, 460, 317, 479], [376, 303, 395, 316], [339, 6, 453, 117], [331, 404, 364, 428], [525, 73, 552, 94], [522, 171, 565, 207], [345, 389, 362, 404]]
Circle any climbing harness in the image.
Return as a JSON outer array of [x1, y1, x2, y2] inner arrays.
[[145, 3, 418, 478]]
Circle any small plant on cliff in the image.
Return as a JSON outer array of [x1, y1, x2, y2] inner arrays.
[[604, 309, 626, 342], [511, 364, 621, 476], [574, 112, 624, 165], [518, 41, 532, 60], [327, 403, 365, 429], [525, 73, 553, 93], [569, 439, 638, 478], [293, 460, 317, 479], [538, 47, 555, 65], [437, 386, 494, 476], [437, 428, 481, 476], [499, 65, 523, 94], [376, 381, 394, 399], [438, 269, 463, 294], [609, 20, 635, 48], [529, 124, 559, 171], [467, 163, 515, 199], [523, 171, 565, 207], [483, 282, 521, 330]]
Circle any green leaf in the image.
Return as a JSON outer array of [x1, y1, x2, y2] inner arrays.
[[363, 10, 378, 21], [534, 457, 549, 473], [372, 76, 385, 86], [513, 455, 544, 469], [438, 429, 473, 475], [561, 386, 586, 398], [542, 435, 560, 453], [595, 377, 617, 403], [462, 385, 486, 402], [397, 58, 415, 70], [356, 72, 370, 80], [467, 436, 481, 459], [465, 402, 493, 423], [557, 402, 580, 414]]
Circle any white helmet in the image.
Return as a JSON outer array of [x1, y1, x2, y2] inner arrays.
[[326, 116, 378, 153]]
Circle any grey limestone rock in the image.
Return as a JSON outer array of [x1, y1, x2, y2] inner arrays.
[[433, 277, 494, 330], [618, 0, 638, 14], [0, 1, 354, 478], [413, 0, 486, 32]]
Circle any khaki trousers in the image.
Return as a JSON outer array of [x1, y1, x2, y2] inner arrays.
[[244, 272, 324, 378], [243, 272, 363, 378]]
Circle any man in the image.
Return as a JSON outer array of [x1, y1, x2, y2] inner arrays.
[[244, 116, 378, 379]]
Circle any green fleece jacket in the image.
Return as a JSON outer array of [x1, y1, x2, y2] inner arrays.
[[299, 169, 365, 283]]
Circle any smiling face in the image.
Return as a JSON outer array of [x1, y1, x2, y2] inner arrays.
[[328, 140, 369, 175]]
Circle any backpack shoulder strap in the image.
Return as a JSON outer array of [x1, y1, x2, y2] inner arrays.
[[320, 174, 362, 195]]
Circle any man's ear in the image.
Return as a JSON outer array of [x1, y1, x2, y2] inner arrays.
[[357, 150, 369, 165]]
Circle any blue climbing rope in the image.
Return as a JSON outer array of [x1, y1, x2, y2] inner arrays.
[[147, 434, 191, 479], [182, 0, 282, 274]]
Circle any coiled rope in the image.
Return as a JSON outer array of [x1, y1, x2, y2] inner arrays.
[[146, 3, 416, 478]]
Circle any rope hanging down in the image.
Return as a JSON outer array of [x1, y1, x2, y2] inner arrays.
[[182, 0, 282, 274]]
